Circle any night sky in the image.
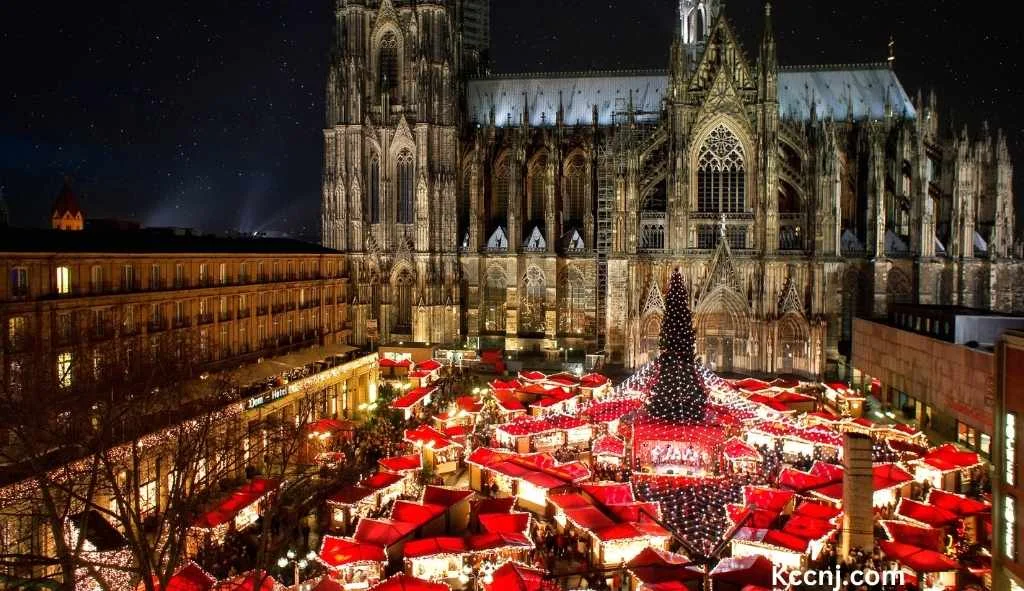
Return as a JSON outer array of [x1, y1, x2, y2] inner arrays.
[[2, 1, 1021, 238]]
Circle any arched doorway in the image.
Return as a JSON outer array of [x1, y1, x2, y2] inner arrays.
[[695, 287, 751, 373], [778, 314, 809, 373], [640, 314, 662, 366]]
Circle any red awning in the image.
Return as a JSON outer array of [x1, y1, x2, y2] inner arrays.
[[403, 536, 468, 558], [379, 454, 421, 473], [726, 504, 779, 529], [306, 419, 353, 434], [743, 486, 795, 512], [518, 371, 547, 382], [793, 501, 842, 521], [780, 514, 835, 540], [593, 523, 653, 542], [318, 536, 386, 567], [874, 463, 914, 490], [478, 512, 530, 534], [605, 502, 662, 523], [473, 496, 517, 515], [326, 485, 374, 506], [564, 506, 617, 532], [353, 519, 417, 547], [878, 540, 959, 573], [416, 359, 442, 371], [733, 378, 772, 391], [489, 379, 522, 390], [581, 398, 643, 423], [379, 358, 412, 368], [763, 529, 810, 552], [404, 425, 460, 450], [369, 575, 451, 591], [548, 493, 592, 512], [778, 467, 831, 492], [579, 373, 609, 387]]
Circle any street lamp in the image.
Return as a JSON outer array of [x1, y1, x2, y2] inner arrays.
[[277, 549, 317, 591], [458, 560, 496, 589]]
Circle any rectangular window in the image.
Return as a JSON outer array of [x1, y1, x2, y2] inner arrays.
[[7, 317, 26, 351], [199, 264, 209, 284], [56, 351, 73, 389], [218, 263, 227, 285], [122, 265, 134, 290], [124, 304, 136, 332], [175, 301, 186, 323], [150, 264, 161, 289], [175, 264, 185, 287], [56, 266, 70, 295], [10, 267, 28, 296], [1008, 413, 1017, 487], [90, 266, 104, 292], [219, 296, 228, 316], [1008, 494, 1018, 560]]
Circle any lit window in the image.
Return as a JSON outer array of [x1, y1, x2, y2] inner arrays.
[[10, 267, 28, 296], [56, 266, 70, 295], [56, 351, 73, 389], [218, 263, 227, 284], [1008, 413, 1017, 487], [1008, 494, 1017, 560]]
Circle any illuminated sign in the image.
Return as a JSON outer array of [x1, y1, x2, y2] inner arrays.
[[246, 387, 288, 411]]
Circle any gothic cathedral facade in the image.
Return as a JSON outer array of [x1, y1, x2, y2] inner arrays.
[[322, 0, 1021, 376]]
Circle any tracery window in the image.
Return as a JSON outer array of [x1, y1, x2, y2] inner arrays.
[[491, 158, 510, 223], [520, 267, 547, 334], [397, 150, 414, 224], [559, 267, 591, 336], [368, 155, 381, 223], [394, 269, 414, 332], [564, 155, 586, 225], [697, 125, 745, 213], [378, 33, 399, 102], [483, 268, 507, 333]]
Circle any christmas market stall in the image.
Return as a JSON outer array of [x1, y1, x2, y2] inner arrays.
[[910, 443, 984, 492], [403, 537, 470, 584], [318, 536, 387, 590], [326, 471, 406, 532], [188, 478, 280, 555], [822, 382, 865, 418], [580, 397, 644, 437], [494, 414, 592, 453], [927, 489, 991, 544], [367, 574, 451, 591], [408, 359, 444, 388], [465, 448, 591, 513], [721, 437, 763, 473], [482, 562, 556, 591], [404, 425, 464, 476], [391, 386, 438, 421], [591, 434, 627, 466], [579, 373, 613, 400], [140, 562, 216, 591], [707, 555, 777, 591], [379, 357, 412, 379], [878, 540, 958, 590], [353, 519, 418, 568], [625, 547, 703, 591]]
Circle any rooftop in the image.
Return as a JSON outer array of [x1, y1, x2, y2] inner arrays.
[[0, 227, 338, 255]]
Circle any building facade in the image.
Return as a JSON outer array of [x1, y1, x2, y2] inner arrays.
[[321, 0, 1022, 377], [0, 228, 381, 582], [995, 330, 1024, 591]]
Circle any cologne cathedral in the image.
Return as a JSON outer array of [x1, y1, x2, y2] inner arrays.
[[321, 0, 1022, 376]]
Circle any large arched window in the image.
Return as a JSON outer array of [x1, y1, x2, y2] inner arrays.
[[483, 267, 507, 333], [564, 155, 586, 226], [368, 155, 381, 223], [697, 125, 746, 213], [559, 267, 591, 336], [520, 267, 547, 334], [527, 155, 547, 226], [491, 158, 509, 223], [378, 33, 399, 102], [394, 269, 414, 332], [397, 150, 414, 224]]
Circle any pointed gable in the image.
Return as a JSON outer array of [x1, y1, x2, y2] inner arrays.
[[487, 227, 509, 251], [699, 230, 740, 301], [642, 280, 665, 316], [688, 16, 755, 93], [778, 276, 804, 317], [523, 226, 546, 251]]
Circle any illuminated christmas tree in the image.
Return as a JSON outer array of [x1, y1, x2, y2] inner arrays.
[[647, 269, 707, 422]]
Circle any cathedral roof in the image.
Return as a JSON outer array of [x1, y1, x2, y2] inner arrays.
[[52, 179, 83, 217], [466, 63, 915, 126]]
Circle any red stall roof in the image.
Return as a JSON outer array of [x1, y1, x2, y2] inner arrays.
[[489, 379, 523, 391], [484, 563, 552, 591], [878, 540, 959, 573], [581, 482, 636, 505], [780, 514, 835, 541], [743, 486, 795, 512], [193, 478, 280, 528], [733, 378, 772, 391], [880, 520, 946, 552], [518, 371, 547, 382], [144, 562, 215, 591], [326, 485, 374, 506], [391, 386, 437, 410], [403, 537, 468, 558], [416, 359, 443, 371], [581, 398, 644, 423], [306, 418, 354, 434], [422, 486, 473, 508], [726, 505, 779, 529], [369, 575, 450, 591], [762, 529, 811, 552], [473, 496, 517, 515], [723, 438, 763, 462], [563, 506, 617, 532], [895, 498, 959, 527], [318, 536, 386, 567], [379, 454, 422, 473], [353, 519, 417, 547], [467, 532, 533, 551], [390, 501, 447, 527], [498, 414, 588, 437], [794, 501, 842, 521], [405, 425, 461, 450], [579, 373, 609, 387], [379, 358, 412, 368], [927, 489, 991, 516], [921, 443, 983, 472], [478, 512, 530, 534]]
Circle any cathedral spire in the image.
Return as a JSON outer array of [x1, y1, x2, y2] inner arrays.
[[759, 1, 776, 99]]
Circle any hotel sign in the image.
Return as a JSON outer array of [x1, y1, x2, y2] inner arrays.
[[246, 386, 288, 411]]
